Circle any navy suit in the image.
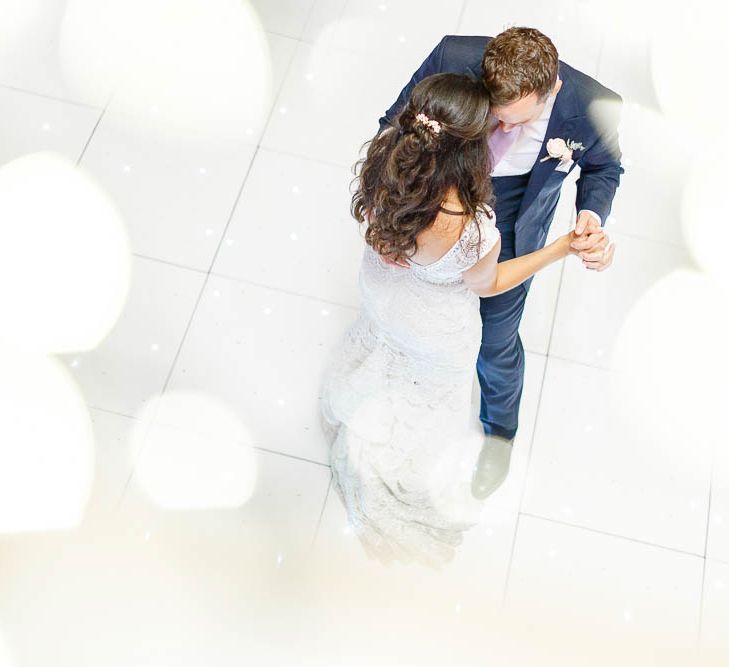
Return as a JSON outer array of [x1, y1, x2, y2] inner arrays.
[[380, 35, 624, 439]]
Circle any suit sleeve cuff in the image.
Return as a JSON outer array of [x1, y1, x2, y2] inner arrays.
[[579, 209, 603, 227]]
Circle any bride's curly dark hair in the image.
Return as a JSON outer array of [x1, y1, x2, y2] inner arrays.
[[351, 73, 495, 261]]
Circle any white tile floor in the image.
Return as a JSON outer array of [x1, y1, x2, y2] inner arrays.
[[0, 1, 726, 665]]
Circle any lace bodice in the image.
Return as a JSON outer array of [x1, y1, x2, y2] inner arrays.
[[403, 206, 499, 285]]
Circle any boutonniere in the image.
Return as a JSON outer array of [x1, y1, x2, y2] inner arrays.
[[540, 137, 585, 164]]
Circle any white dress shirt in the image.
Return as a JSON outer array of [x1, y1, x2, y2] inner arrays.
[[491, 93, 556, 178]]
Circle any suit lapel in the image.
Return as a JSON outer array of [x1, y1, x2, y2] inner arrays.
[[516, 72, 584, 219]]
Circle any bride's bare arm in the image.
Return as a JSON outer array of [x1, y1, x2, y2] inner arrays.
[[463, 232, 576, 297]]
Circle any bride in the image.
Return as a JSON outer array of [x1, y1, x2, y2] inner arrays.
[[319, 73, 579, 570]]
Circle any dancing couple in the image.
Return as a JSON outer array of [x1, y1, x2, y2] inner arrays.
[[319, 27, 623, 569]]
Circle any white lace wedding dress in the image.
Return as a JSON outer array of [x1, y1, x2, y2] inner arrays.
[[319, 208, 500, 570]]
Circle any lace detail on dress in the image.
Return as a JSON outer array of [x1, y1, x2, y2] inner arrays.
[[318, 206, 500, 570]]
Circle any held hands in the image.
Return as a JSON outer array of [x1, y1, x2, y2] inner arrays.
[[566, 211, 615, 271], [382, 210, 616, 271]]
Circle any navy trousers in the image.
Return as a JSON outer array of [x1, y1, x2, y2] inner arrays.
[[477, 172, 533, 440]]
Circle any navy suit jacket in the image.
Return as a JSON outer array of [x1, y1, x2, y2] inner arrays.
[[379, 35, 624, 259]]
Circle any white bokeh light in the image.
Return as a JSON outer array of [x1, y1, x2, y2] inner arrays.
[[0, 0, 45, 49], [58, 0, 272, 145], [586, 97, 624, 164], [130, 390, 258, 509], [650, 2, 728, 138], [0, 151, 131, 355], [681, 156, 729, 292], [604, 101, 690, 242], [424, 425, 485, 524], [610, 269, 729, 454], [0, 346, 94, 534]]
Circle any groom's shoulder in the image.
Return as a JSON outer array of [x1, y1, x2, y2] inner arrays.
[[431, 35, 623, 105], [437, 34, 492, 71], [560, 60, 622, 105]]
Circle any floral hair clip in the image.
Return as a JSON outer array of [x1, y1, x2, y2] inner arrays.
[[415, 112, 442, 135]]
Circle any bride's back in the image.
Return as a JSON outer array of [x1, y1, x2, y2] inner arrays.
[[406, 189, 473, 266]]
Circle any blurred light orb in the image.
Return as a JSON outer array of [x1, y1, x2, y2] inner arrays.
[[425, 427, 484, 523], [0, 152, 131, 355], [131, 390, 257, 509], [0, 346, 94, 534], [610, 269, 729, 454], [59, 0, 272, 145], [681, 156, 729, 292], [586, 97, 624, 163], [0, 0, 45, 49], [606, 102, 690, 244], [651, 3, 727, 138]]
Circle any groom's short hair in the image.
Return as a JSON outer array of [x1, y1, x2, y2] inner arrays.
[[481, 27, 560, 106]]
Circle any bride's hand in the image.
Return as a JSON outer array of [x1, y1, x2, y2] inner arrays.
[[563, 230, 583, 257]]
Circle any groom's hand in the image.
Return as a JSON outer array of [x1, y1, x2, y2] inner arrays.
[[570, 211, 614, 272]]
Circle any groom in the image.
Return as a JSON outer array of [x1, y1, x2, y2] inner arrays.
[[379, 27, 624, 496]]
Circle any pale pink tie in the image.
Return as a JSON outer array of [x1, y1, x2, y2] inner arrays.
[[488, 124, 522, 168]]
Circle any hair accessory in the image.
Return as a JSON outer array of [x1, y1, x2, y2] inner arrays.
[[415, 112, 442, 135]]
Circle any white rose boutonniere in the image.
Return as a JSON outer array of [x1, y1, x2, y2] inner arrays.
[[540, 138, 585, 170]]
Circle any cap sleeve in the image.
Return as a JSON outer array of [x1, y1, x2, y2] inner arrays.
[[476, 207, 500, 259]]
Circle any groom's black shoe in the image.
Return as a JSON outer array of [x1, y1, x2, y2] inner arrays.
[[471, 434, 514, 499]]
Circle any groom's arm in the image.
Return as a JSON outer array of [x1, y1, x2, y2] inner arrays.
[[378, 36, 449, 132], [574, 92, 625, 226]]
